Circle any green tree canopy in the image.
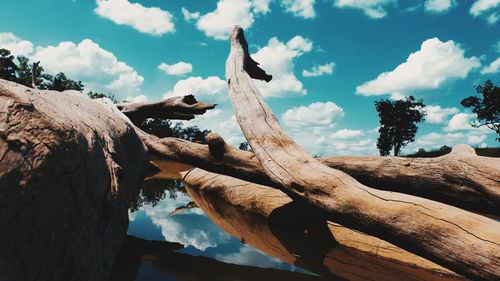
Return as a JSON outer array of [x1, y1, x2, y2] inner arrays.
[[0, 49, 17, 81], [375, 96, 426, 156], [460, 80, 499, 141]]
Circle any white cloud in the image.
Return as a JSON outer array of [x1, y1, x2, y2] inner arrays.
[[164, 76, 227, 100], [470, 0, 500, 24], [330, 129, 364, 139], [216, 245, 284, 268], [424, 105, 459, 124], [124, 94, 148, 103], [280, 0, 316, 19], [481, 57, 500, 74], [253, 0, 272, 14], [0, 33, 34, 57], [416, 132, 487, 148], [333, 0, 395, 19], [443, 112, 491, 132], [356, 38, 480, 99], [139, 190, 230, 250], [424, 0, 457, 13], [158, 62, 193, 76], [95, 0, 175, 36], [33, 39, 144, 96], [303, 62, 335, 77], [196, 0, 255, 40], [282, 102, 344, 128], [251, 36, 312, 98], [181, 7, 200, 21]]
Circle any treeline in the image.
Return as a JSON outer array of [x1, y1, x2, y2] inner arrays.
[[0, 47, 211, 143], [374, 80, 499, 156]]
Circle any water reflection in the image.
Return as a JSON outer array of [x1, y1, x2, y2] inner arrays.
[[184, 169, 467, 281], [112, 236, 332, 281]]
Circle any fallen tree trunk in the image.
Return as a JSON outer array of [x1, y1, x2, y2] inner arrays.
[[225, 26, 500, 280], [141, 132, 499, 216], [184, 168, 465, 281], [0, 79, 149, 281], [321, 145, 500, 215]]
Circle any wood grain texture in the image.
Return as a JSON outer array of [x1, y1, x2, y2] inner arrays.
[[225, 26, 500, 280], [184, 168, 467, 281]]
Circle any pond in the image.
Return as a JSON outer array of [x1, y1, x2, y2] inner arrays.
[[109, 161, 465, 281]]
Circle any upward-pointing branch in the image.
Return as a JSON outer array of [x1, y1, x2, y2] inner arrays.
[[226, 25, 499, 280]]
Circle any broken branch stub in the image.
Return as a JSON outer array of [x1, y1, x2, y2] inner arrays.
[[117, 95, 216, 122], [225, 26, 500, 280]]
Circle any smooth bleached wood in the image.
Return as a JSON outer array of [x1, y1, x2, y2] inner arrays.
[[225, 26, 499, 280], [117, 94, 216, 122], [184, 168, 466, 281]]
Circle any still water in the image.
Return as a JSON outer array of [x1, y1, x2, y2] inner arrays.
[[110, 161, 465, 281]]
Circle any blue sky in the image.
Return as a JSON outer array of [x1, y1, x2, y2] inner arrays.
[[1, 0, 499, 155]]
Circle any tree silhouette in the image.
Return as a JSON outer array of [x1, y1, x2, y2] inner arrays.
[[48, 72, 84, 92], [375, 96, 426, 156], [460, 80, 499, 142], [0, 49, 17, 81]]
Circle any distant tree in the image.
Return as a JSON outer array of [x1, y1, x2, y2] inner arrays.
[[15, 55, 52, 89], [375, 96, 426, 156], [48, 72, 84, 92], [0, 49, 17, 81], [87, 91, 118, 103], [460, 80, 499, 141], [238, 142, 251, 151]]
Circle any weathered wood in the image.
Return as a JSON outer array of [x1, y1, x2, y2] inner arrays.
[[225, 26, 500, 280], [184, 168, 466, 281], [116, 94, 216, 123], [140, 131, 499, 216], [0, 79, 149, 281], [321, 145, 500, 215]]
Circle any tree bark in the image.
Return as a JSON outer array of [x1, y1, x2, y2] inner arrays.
[[184, 168, 466, 281], [0, 79, 149, 281], [116, 94, 216, 123], [225, 26, 500, 280], [321, 145, 500, 216], [140, 130, 500, 216]]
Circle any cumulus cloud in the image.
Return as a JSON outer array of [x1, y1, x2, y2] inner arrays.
[[0, 33, 33, 57], [253, 0, 272, 14], [443, 112, 492, 132], [196, 0, 256, 40], [216, 245, 285, 268], [181, 7, 200, 21], [356, 38, 480, 99], [424, 0, 457, 13], [280, 0, 316, 19], [470, 0, 500, 24], [158, 62, 193, 76], [416, 132, 487, 148], [480, 57, 500, 74], [94, 0, 175, 36], [424, 105, 459, 124], [330, 129, 364, 139], [32, 39, 144, 96], [251, 36, 312, 98], [333, 0, 396, 19], [139, 190, 230, 250], [124, 94, 148, 103], [303, 62, 335, 77], [282, 102, 344, 128], [164, 76, 227, 100]]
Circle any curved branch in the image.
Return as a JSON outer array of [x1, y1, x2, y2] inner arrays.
[[225, 26, 499, 280]]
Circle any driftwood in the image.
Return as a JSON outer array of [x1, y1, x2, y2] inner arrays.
[[184, 168, 466, 281], [225, 26, 499, 280], [116, 94, 216, 122], [321, 145, 500, 215], [0, 79, 149, 281], [142, 132, 499, 216]]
